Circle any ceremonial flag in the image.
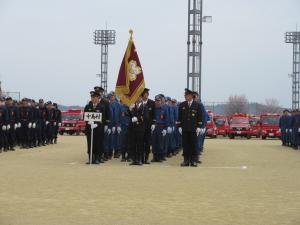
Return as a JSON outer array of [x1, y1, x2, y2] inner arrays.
[[115, 30, 145, 106]]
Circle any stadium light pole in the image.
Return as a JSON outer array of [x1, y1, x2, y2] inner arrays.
[[94, 30, 116, 95]]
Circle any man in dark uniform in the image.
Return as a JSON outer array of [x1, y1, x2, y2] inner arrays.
[[141, 88, 155, 164], [0, 98, 9, 153], [6, 97, 19, 151], [38, 99, 48, 146], [45, 101, 54, 144], [128, 96, 149, 165], [19, 98, 33, 149], [178, 89, 204, 167], [52, 103, 62, 144], [94, 87, 111, 159], [84, 91, 110, 164]]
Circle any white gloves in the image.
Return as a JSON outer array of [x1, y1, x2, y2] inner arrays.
[[107, 129, 112, 135], [162, 129, 167, 137], [2, 125, 6, 131], [91, 123, 98, 129], [151, 125, 155, 132], [112, 127, 116, 134], [104, 125, 108, 132], [178, 127, 182, 135], [290, 129, 293, 133], [129, 104, 135, 111], [46, 121, 49, 125], [14, 123, 18, 130], [18, 122, 21, 128], [58, 123, 62, 127], [167, 127, 172, 134], [7, 124, 11, 130], [54, 122, 57, 126], [28, 123, 32, 129], [32, 123, 36, 129], [196, 128, 201, 136], [298, 128, 300, 133], [117, 126, 122, 134], [200, 128, 206, 135], [172, 127, 175, 132], [132, 117, 138, 123], [286, 129, 288, 133]]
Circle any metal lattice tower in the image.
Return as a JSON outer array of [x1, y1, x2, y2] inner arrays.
[[187, 0, 202, 98], [286, 31, 300, 110], [94, 30, 116, 94], [187, 0, 211, 100]]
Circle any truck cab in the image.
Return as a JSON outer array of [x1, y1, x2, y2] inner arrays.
[[214, 115, 229, 137], [59, 109, 85, 135], [259, 114, 281, 140], [205, 110, 217, 138], [228, 114, 251, 139]]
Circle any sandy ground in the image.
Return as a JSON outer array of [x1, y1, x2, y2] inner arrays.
[[0, 136, 300, 225]]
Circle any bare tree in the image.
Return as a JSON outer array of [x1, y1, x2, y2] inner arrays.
[[225, 95, 249, 116], [257, 98, 282, 114]]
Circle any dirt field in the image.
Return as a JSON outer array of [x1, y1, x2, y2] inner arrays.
[[0, 136, 299, 225]]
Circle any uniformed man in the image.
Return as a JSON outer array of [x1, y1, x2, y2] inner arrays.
[[19, 98, 33, 149], [45, 101, 54, 144], [128, 96, 149, 165], [38, 99, 48, 146], [0, 98, 9, 152], [193, 91, 208, 163], [178, 89, 205, 167], [119, 100, 130, 161], [291, 109, 300, 150], [52, 103, 62, 144], [279, 110, 289, 146], [84, 91, 108, 164], [151, 95, 169, 162], [141, 88, 155, 164], [6, 97, 19, 151]]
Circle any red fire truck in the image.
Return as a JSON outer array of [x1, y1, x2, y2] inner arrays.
[[205, 110, 217, 138], [228, 114, 252, 139], [259, 114, 281, 140], [59, 109, 86, 135], [214, 115, 229, 137], [249, 116, 261, 138]]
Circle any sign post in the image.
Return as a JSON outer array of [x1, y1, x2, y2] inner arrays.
[[84, 112, 102, 165]]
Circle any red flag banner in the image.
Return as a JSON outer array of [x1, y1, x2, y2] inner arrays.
[[115, 30, 145, 106]]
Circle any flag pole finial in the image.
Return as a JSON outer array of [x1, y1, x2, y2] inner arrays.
[[129, 29, 133, 40]]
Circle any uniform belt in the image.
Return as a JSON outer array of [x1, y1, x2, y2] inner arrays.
[[155, 124, 166, 128]]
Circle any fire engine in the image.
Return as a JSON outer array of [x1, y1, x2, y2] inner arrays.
[[259, 114, 281, 140], [205, 110, 217, 138], [59, 109, 86, 135], [228, 114, 252, 139], [249, 115, 261, 138], [214, 115, 229, 137]]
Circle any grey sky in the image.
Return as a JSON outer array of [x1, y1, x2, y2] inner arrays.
[[0, 0, 299, 107]]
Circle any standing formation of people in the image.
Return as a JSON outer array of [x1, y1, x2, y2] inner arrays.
[[84, 87, 208, 167], [0, 97, 62, 153], [279, 109, 300, 150]]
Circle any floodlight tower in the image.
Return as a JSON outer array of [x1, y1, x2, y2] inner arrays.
[[94, 30, 116, 94], [187, 0, 211, 100], [285, 31, 300, 110]]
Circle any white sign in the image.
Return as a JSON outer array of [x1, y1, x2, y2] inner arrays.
[[84, 112, 102, 122]]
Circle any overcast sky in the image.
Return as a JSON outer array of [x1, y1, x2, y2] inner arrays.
[[0, 0, 299, 106]]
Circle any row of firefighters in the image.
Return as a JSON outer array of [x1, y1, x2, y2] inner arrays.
[[84, 87, 208, 167], [0, 97, 62, 153]]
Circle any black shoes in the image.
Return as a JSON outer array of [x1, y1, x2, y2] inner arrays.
[[180, 161, 189, 167]]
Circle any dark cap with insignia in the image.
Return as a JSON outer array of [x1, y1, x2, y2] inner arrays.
[[185, 88, 194, 96], [5, 97, 12, 101], [155, 95, 162, 101], [94, 86, 105, 93], [45, 101, 52, 105], [142, 88, 150, 94], [90, 91, 100, 97], [39, 99, 44, 104]]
